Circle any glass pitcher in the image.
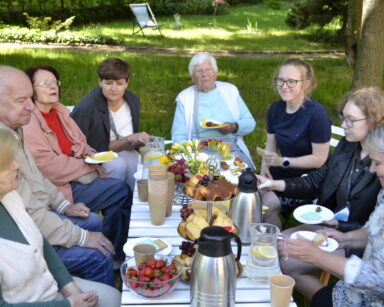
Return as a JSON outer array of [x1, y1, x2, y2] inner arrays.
[[246, 223, 282, 284], [142, 136, 165, 179]]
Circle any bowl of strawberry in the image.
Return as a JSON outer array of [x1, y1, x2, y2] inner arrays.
[[120, 256, 182, 298]]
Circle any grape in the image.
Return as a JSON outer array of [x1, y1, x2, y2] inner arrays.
[[179, 241, 196, 256], [180, 206, 194, 220]]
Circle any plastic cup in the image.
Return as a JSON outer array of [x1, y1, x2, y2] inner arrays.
[[133, 244, 156, 266], [166, 172, 175, 217], [139, 146, 149, 164], [269, 275, 295, 307], [137, 179, 148, 202]]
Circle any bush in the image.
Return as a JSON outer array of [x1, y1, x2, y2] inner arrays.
[[0, 26, 119, 45], [286, 0, 347, 30], [266, 0, 281, 10], [23, 13, 75, 32]]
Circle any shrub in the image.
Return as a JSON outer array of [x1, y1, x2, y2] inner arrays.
[[0, 26, 119, 45], [286, 0, 347, 30], [23, 13, 75, 32]]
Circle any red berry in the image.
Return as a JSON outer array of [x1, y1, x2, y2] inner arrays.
[[160, 273, 171, 281], [155, 260, 166, 269], [146, 259, 156, 269], [144, 267, 153, 277]]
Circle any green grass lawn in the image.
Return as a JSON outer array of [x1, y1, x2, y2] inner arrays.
[[78, 3, 342, 51], [0, 46, 352, 165]]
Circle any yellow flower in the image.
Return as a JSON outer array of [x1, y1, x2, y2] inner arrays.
[[160, 155, 170, 165], [172, 143, 181, 151]]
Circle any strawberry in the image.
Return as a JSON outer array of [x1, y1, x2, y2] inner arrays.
[[127, 268, 138, 276], [160, 273, 171, 281], [138, 263, 146, 270], [195, 174, 203, 181], [138, 275, 150, 282], [146, 259, 156, 269], [155, 260, 166, 269], [144, 267, 153, 277], [129, 281, 139, 289]]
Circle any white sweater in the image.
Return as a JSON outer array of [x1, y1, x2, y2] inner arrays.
[[0, 191, 59, 303]]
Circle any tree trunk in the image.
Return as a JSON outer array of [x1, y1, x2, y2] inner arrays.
[[352, 0, 384, 89], [345, 0, 363, 66]]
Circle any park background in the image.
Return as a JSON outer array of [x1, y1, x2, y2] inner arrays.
[[1, 0, 383, 305]]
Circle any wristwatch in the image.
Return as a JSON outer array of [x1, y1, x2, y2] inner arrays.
[[282, 157, 290, 168]]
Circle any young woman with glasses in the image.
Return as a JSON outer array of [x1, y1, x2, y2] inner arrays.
[[260, 58, 332, 228], [257, 87, 384, 300]]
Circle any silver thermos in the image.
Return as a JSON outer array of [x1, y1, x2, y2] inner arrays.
[[190, 226, 242, 307], [229, 168, 262, 244]]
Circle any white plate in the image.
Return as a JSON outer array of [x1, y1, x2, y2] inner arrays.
[[84, 151, 118, 164], [290, 231, 339, 252], [200, 119, 228, 129], [123, 237, 172, 257], [293, 204, 334, 224]]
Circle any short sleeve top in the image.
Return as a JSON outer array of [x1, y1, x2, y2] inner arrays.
[[267, 98, 331, 158]]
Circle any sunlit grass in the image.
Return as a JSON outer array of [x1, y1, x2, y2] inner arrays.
[[77, 4, 342, 51]]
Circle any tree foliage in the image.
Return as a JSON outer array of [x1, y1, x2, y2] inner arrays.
[[286, 0, 348, 30]]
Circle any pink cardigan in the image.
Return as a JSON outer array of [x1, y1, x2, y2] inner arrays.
[[23, 103, 101, 203]]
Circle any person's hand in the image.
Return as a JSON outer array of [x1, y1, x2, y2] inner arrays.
[[68, 291, 98, 307], [219, 122, 237, 135], [316, 228, 348, 248], [263, 151, 283, 167], [64, 203, 90, 219], [85, 232, 115, 257], [278, 237, 323, 264], [319, 219, 338, 229], [128, 132, 150, 147], [260, 163, 272, 179], [255, 174, 274, 190]]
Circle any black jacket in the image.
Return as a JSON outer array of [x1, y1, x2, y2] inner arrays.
[[71, 88, 140, 152], [282, 138, 381, 233]]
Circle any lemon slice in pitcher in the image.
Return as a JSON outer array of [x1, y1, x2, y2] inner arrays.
[[250, 246, 277, 259]]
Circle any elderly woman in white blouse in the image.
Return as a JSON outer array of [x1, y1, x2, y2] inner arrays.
[[171, 53, 256, 167]]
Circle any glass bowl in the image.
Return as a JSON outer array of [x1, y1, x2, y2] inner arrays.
[[120, 255, 182, 298]]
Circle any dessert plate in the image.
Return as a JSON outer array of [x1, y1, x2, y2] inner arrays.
[[84, 151, 118, 164], [123, 237, 172, 257], [200, 118, 229, 129], [290, 231, 339, 252], [293, 204, 334, 224]]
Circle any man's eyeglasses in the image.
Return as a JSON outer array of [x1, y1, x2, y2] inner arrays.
[[33, 80, 61, 88], [275, 78, 304, 88], [339, 114, 367, 128]]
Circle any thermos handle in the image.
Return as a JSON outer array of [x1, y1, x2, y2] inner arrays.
[[231, 233, 242, 262]]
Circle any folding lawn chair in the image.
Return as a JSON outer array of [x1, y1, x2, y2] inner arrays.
[[129, 3, 163, 37]]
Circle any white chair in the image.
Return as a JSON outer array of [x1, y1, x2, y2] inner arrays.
[[130, 3, 163, 37], [330, 125, 345, 148]]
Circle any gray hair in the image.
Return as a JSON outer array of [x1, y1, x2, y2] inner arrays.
[[366, 124, 384, 153], [188, 53, 218, 76]]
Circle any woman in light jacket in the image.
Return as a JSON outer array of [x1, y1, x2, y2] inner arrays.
[[171, 53, 256, 167]]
